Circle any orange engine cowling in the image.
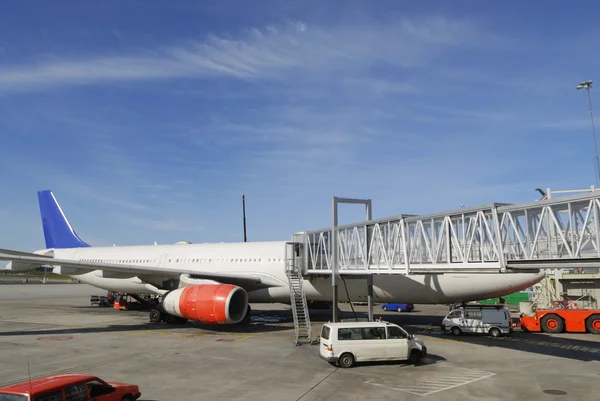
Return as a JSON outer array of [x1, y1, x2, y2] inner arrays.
[[162, 284, 248, 324]]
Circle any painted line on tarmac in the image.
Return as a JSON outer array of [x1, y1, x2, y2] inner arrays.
[[365, 364, 495, 396], [233, 335, 253, 342], [122, 330, 172, 337]]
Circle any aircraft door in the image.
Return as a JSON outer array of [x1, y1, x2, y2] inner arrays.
[[285, 242, 304, 275], [158, 253, 168, 267]]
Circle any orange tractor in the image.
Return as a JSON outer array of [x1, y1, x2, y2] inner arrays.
[[520, 300, 600, 334]]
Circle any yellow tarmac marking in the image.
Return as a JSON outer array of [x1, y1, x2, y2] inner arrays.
[[233, 335, 253, 342], [122, 330, 173, 337]]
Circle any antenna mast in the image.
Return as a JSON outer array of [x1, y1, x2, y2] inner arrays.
[[577, 80, 600, 187], [242, 194, 247, 242]]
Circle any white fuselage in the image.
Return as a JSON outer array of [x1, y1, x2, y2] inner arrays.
[[48, 240, 544, 304]]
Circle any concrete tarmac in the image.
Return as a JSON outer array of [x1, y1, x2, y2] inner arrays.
[[1, 284, 600, 400]]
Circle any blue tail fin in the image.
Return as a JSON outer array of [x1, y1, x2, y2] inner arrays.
[[38, 190, 90, 249]]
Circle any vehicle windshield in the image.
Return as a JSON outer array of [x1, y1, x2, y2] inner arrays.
[[0, 393, 28, 401], [446, 310, 462, 319]]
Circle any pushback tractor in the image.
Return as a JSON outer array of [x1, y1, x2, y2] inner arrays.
[[519, 300, 600, 334]]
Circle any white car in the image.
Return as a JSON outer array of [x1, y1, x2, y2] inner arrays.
[[319, 320, 427, 368]]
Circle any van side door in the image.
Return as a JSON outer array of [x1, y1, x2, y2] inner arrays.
[[386, 325, 409, 360], [359, 327, 388, 361], [464, 310, 483, 333]]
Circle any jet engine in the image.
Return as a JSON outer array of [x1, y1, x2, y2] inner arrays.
[[162, 284, 248, 324]]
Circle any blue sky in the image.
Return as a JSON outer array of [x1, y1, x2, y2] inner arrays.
[[2, 1, 600, 252]]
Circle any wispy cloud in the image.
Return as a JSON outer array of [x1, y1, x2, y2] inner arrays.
[[0, 17, 501, 93], [3, 9, 596, 252]]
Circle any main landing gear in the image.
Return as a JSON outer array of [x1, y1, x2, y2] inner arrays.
[[148, 304, 253, 325], [149, 308, 187, 325]]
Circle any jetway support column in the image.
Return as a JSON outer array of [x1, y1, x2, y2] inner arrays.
[[367, 275, 374, 322], [331, 196, 372, 323]]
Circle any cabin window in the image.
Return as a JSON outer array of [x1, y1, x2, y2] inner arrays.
[[65, 383, 87, 401], [464, 311, 482, 319], [338, 328, 364, 341], [363, 327, 386, 340]]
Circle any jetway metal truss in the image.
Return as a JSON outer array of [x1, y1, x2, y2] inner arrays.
[[293, 192, 600, 274]]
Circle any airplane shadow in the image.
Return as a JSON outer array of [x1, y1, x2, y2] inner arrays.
[[436, 330, 600, 362], [0, 308, 294, 337]]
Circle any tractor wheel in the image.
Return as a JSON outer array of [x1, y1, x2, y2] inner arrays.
[[586, 314, 600, 334], [540, 314, 564, 333]]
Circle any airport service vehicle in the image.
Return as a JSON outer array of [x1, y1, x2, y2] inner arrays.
[[0, 190, 544, 328], [0, 374, 140, 401], [381, 303, 414, 312], [441, 304, 512, 337], [520, 300, 600, 334], [319, 320, 427, 368]]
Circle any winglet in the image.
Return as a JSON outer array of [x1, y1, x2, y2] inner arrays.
[[37, 190, 90, 249]]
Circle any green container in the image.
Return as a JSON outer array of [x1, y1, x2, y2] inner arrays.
[[479, 291, 530, 305]]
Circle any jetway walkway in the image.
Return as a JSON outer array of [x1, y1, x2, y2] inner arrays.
[[291, 191, 600, 275], [285, 190, 600, 341]]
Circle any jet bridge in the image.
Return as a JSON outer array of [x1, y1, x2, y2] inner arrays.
[[285, 191, 600, 340], [292, 191, 600, 276]]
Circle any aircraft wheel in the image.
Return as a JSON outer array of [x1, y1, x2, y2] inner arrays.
[[541, 314, 564, 333], [149, 309, 162, 323], [586, 314, 600, 334]]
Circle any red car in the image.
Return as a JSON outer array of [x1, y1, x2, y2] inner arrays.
[[0, 374, 141, 401]]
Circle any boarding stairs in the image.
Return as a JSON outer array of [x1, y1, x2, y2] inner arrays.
[[291, 189, 600, 275], [285, 243, 312, 345]]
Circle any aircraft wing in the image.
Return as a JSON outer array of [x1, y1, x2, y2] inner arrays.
[[0, 248, 53, 257], [0, 251, 285, 291]]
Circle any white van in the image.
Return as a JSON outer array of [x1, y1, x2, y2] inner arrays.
[[319, 320, 427, 368], [441, 304, 512, 337]]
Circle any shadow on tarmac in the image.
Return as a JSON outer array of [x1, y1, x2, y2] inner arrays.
[[339, 308, 600, 363], [309, 307, 600, 363]]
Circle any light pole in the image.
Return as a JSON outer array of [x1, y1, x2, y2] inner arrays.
[[576, 80, 600, 187]]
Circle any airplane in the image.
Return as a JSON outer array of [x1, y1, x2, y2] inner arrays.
[[0, 190, 545, 326]]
